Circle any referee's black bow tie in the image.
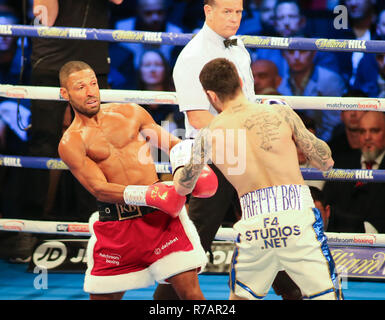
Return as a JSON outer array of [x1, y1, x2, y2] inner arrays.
[[224, 38, 238, 48]]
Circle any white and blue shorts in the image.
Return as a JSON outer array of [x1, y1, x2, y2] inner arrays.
[[230, 184, 342, 300]]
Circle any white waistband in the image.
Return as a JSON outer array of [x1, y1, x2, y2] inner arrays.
[[239, 184, 314, 220]]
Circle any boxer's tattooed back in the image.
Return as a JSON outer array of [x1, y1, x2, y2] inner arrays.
[[243, 112, 282, 151], [276, 104, 333, 171]]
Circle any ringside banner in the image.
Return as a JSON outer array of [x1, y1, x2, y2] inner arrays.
[[28, 239, 385, 280], [28, 239, 87, 272]]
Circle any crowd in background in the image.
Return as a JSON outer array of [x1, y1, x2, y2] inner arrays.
[[1, 0, 385, 261]]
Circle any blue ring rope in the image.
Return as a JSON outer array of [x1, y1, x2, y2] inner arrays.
[[0, 154, 384, 182], [1, 24, 385, 53]]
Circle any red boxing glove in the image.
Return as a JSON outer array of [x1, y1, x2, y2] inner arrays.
[[123, 182, 186, 218], [146, 183, 186, 217], [192, 165, 218, 198]]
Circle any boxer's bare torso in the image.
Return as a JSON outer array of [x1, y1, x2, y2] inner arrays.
[[59, 103, 178, 204], [209, 102, 306, 197]]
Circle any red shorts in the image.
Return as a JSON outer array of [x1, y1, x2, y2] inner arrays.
[[84, 207, 207, 294]]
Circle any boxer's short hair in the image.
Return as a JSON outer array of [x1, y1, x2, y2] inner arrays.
[[199, 57, 241, 102], [59, 61, 93, 87]]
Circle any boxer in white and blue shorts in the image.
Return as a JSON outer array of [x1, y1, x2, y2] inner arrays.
[[172, 58, 343, 300], [230, 184, 342, 300]]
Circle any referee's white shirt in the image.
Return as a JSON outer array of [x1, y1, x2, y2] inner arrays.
[[173, 23, 255, 139]]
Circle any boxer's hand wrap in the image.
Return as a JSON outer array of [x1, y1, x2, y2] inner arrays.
[[192, 165, 218, 198], [123, 182, 186, 218], [169, 139, 194, 175]]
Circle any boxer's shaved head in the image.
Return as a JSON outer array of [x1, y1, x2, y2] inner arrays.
[[59, 61, 93, 88]]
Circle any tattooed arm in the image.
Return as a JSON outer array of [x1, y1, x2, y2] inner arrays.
[[277, 104, 334, 171], [173, 127, 213, 196]]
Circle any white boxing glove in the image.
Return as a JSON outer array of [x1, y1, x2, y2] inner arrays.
[[169, 139, 194, 174]]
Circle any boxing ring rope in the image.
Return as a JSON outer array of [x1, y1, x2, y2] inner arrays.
[[1, 217, 385, 248], [2, 24, 385, 53], [0, 153, 384, 182], [1, 24, 385, 278], [1, 84, 384, 112]]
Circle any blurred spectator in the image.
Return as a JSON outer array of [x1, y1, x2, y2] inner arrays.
[[324, 111, 385, 234], [274, 0, 307, 37], [115, 0, 183, 69], [329, 89, 366, 162], [348, 5, 385, 97], [344, 0, 377, 38], [278, 49, 345, 141], [0, 4, 31, 152], [251, 59, 281, 94], [258, 0, 280, 35], [238, 0, 279, 36], [0, 101, 30, 154], [251, 0, 340, 76], [136, 49, 184, 171], [332, 0, 378, 91], [377, 7, 385, 37], [375, 53, 385, 98], [108, 43, 136, 89], [375, 8, 385, 98], [136, 49, 184, 133], [274, 0, 340, 38], [361, 8, 385, 98], [351, 52, 379, 97], [295, 112, 325, 190], [359, 112, 385, 169], [309, 186, 330, 230], [0, 4, 30, 85], [167, 0, 204, 32]]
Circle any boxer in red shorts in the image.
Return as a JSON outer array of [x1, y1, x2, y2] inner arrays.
[[58, 61, 216, 300]]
